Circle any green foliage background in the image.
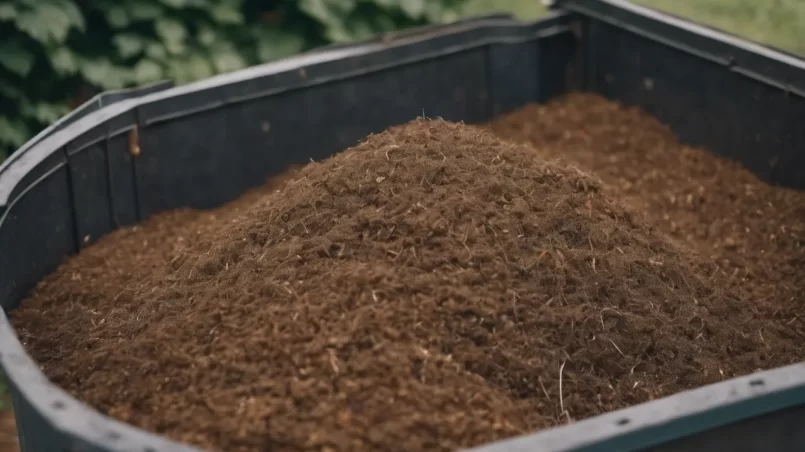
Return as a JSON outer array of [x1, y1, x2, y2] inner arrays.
[[0, 0, 472, 161], [1, 0, 801, 162]]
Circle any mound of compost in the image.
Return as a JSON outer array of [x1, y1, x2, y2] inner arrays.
[[490, 93, 805, 338], [12, 118, 790, 452]]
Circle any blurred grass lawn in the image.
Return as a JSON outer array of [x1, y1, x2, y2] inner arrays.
[[463, 0, 805, 55]]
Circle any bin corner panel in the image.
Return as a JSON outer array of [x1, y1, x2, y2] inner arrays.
[[581, 10, 805, 190], [0, 164, 76, 312]]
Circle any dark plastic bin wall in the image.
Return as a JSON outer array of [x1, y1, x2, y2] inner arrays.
[[0, 157, 76, 312], [126, 34, 575, 223], [135, 51, 493, 219], [581, 19, 805, 190], [644, 403, 805, 452], [0, 29, 575, 452]]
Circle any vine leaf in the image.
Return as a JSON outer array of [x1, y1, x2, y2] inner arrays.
[[197, 26, 217, 47], [210, 44, 246, 73], [0, 116, 30, 148], [21, 100, 70, 124], [127, 2, 163, 21], [154, 18, 187, 54], [134, 59, 164, 84], [0, 3, 18, 21], [16, 3, 77, 44], [210, 5, 243, 24], [0, 41, 36, 77], [159, 0, 188, 8], [80, 59, 129, 89], [400, 0, 427, 19], [145, 41, 168, 59], [254, 28, 305, 62], [104, 6, 131, 29], [113, 33, 147, 59], [49, 46, 79, 74], [299, 0, 340, 27]]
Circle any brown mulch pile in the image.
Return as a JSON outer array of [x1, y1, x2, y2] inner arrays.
[[489, 93, 805, 333], [10, 95, 805, 452]]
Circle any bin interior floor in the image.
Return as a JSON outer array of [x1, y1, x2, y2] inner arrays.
[[11, 94, 805, 452]]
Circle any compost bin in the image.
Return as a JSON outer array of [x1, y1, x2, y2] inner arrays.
[[1, 0, 804, 451]]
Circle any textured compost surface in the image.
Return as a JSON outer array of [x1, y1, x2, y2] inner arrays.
[[11, 95, 805, 452], [0, 402, 17, 452], [489, 94, 805, 336]]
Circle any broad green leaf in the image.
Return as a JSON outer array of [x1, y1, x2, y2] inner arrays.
[[0, 116, 30, 148], [371, 14, 397, 33], [49, 46, 79, 74], [424, 2, 445, 22], [134, 59, 163, 84], [371, 0, 397, 9], [323, 22, 353, 43], [105, 5, 130, 28], [400, 0, 426, 19], [113, 33, 146, 58], [80, 59, 129, 89], [145, 42, 168, 59], [164, 39, 186, 55], [159, 0, 187, 8], [53, 0, 86, 31], [344, 15, 376, 41], [254, 28, 305, 62], [209, 45, 246, 73], [336, 0, 357, 13], [210, 5, 243, 24], [197, 26, 217, 47], [168, 53, 213, 84], [185, 53, 214, 80], [440, 9, 459, 24], [21, 100, 70, 124], [128, 2, 163, 21], [0, 80, 25, 100], [16, 4, 75, 44], [154, 17, 187, 47], [0, 41, 35, 76], [299, 0, 339, 26], [0, 3, 17, 21]]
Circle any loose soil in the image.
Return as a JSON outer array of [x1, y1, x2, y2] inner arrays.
[[9, 94, 805, 452], [0, 405, 18, 452], [489, 93, 805, 333]]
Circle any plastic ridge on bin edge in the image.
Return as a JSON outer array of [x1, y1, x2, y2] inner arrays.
[[1, 1, 804, 451], [0, 81, 174, 177], [552, 0, 805, 97], [465, 362, 805, 452]]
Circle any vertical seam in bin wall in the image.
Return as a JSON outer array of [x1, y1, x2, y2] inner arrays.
[[103, 130, 118, 229], [534, 39, 543, 103], [483, 44, 494, 120], [583, 18, 595, 92], [0, 162, 70, 226], [64, 146, 82, 254], [132, 106, 143, 222]]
